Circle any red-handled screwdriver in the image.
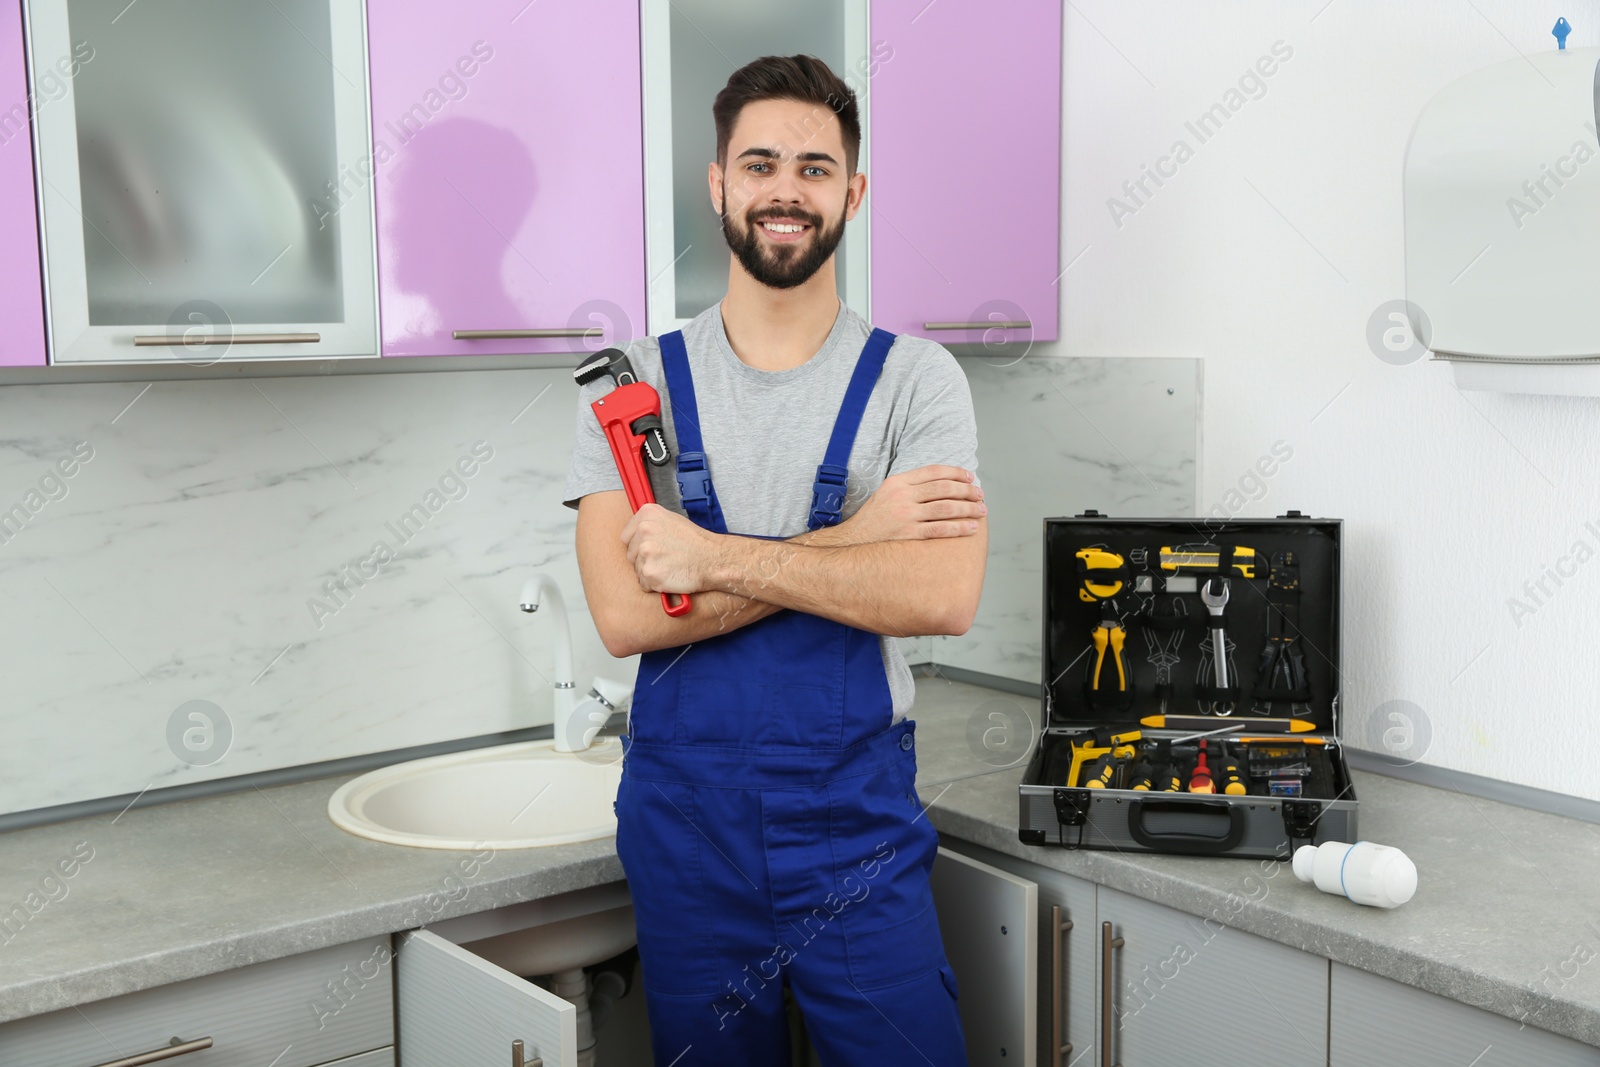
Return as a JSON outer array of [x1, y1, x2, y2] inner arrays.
[[1188, 741, 1216, 794]]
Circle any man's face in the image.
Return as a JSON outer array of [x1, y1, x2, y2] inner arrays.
[[711, 97, 865, 290]]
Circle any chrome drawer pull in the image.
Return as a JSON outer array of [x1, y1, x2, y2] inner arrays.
[[1101, 922, 1124, 1067], [1052, 904, 1074, 1066], [132, 333, 320, 346], [453, 328, 598, 339], [922, 320, 1030, 330], [511, 1037, 543, 1067], [90, 1036, 212, 1067]]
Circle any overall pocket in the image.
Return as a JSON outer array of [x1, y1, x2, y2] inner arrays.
[[613, 774, 722, 996], [830, 755, 948, 990]]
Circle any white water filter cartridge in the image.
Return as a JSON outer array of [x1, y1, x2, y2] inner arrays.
[[1292, 841, 1418, 909]]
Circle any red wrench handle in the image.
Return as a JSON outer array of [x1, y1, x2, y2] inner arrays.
[[592, 383, 691, 618]]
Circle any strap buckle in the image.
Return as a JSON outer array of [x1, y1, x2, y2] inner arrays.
[[677, 451, 712, 505], [809, 462, 850, 528]]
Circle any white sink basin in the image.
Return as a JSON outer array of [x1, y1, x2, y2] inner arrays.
[[462, 904, 638, 977], [328, 737, 624, 849]]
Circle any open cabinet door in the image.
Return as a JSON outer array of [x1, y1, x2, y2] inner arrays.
[[931, 847, 1039, 1066], [396, 929, 577, 1067]]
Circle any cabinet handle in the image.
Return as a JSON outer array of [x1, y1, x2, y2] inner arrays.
[[89, 1036, 212, 1067], [1051, 905, 1074, 1066], [132, 333, 320, 346], [922, 320, 1031, 331], [1101, 922, 1124, 1067], [452, 328, 599, 340], [511, 1037, 542, 1067]]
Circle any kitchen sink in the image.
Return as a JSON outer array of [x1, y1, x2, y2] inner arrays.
[[327, 737, 624, 849], [459, 902, 639, 977]]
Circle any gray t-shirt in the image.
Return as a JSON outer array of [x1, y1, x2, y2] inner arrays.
[[562, 300, 981, 723]]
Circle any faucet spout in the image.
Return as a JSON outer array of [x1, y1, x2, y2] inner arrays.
[[518, 574, 579, 750]]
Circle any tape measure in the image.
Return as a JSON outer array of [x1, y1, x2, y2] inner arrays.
[[1075, 547, 1127, 602]]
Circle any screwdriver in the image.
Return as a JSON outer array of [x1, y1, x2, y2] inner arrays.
[[1188, 742, 1215, 794], [1127, 759, 1157, 791], [1082, 755, 1118, 789], [1215, 751, 1248, 795], [1235, 737, 1327, 745]]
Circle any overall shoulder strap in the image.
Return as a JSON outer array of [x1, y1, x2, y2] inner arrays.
[[809, 327, 897, 531], [656, 329, 727, 534]]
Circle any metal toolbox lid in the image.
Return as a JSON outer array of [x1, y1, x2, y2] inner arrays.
[[1041, 512, 1343, 739]]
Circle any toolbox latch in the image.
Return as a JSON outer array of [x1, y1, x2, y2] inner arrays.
[[1053, 788, 1092, 827], [1280, 799, 1323, 842]]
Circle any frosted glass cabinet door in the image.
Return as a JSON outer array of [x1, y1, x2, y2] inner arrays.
[[368, 0, 645, 358], [26, 0, 378, 363], [868, 0, 1061, 344], [0, 0, 45, 366], [641, 0, 871, 332]]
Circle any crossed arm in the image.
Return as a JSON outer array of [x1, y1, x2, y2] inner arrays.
[[574, 465, 988, 659]]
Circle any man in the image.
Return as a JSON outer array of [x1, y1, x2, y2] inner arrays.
[[563, 53, 986, 1066]]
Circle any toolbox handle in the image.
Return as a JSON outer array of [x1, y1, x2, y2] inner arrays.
[[1126, 798, 1246, 854]]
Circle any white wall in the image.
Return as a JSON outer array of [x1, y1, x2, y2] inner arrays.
[[1055, 0, 1600, 797]]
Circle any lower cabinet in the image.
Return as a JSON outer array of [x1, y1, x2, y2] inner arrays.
[[1329, 962, 1600, 1066], [935, 839, 1600, 1065], [939, 840, 1098, 1065], [931, 847, 1039, 1065], [1097, 886, 1326, 1067], [0, 883, 640, 1067], [0, 937, 395, 1066], [394, 928, 576, 1067], [935, 838, 1327, 1067]]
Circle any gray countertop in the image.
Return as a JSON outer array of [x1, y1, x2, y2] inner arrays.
[[2, 676, 1598, 1048]]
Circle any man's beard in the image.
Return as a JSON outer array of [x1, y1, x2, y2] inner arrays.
[[721, 194, 847, 290]]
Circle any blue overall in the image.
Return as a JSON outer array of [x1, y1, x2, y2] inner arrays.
[[613, 327, 969, 1067]]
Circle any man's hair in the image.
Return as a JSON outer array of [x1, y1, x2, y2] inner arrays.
[[713, 54, 861, 176]]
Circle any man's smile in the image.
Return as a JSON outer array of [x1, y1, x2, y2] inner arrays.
[[753, 215, 813, 243]]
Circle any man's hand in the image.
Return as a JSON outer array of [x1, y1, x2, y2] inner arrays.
[[804, 464, 986, 546], [621, 502, 722, 595], [600, 463, 988, 649]]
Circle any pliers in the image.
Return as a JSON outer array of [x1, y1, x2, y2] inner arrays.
[[1088, 601, 1131, 707]]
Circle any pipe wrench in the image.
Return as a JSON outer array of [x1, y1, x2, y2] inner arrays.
[[574, 349, 689, 617]]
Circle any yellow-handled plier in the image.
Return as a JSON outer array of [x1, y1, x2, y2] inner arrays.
[[1090, 608, 1129, 694]]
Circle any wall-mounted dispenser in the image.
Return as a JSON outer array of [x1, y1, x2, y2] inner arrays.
[[1405, 24, 1600, 395]]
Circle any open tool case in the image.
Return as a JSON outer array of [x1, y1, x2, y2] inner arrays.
[[1018, 512, 1357, 860]]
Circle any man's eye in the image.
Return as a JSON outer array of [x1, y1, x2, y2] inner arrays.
[[748, 163, 770, 173], [805, 166, 827, 177]]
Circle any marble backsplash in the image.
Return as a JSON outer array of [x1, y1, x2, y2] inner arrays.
[[899, 354, 1198, 680], [0, 354, 1196, 819]]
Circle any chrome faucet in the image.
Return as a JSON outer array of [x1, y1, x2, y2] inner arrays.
[[519, 574, 632, 752]]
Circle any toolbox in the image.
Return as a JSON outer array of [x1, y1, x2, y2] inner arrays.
[[1018, 511, 1357, 860]]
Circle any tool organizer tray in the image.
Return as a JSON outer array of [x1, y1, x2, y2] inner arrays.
[[1018, 511, 1357, 860]]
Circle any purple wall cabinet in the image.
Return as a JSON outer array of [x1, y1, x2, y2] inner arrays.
[[868, 0, 1062, 345], [0, 0, 46, 367], [368, 1, 645, 357]]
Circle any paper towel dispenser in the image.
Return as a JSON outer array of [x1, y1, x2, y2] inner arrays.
[[1405, 40, 1600, 385]]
